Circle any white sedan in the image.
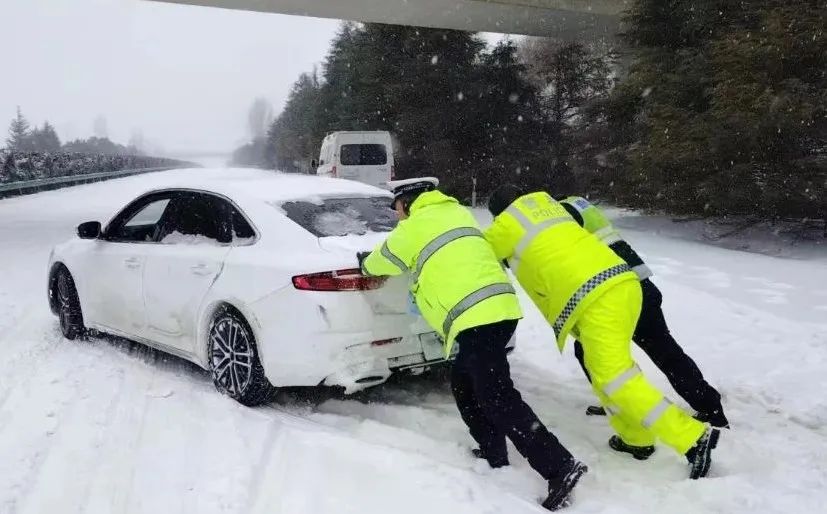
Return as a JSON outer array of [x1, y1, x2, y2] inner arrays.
[[47, 170, 456, 405]]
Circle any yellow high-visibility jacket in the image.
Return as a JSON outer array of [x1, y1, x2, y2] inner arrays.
[[362, 190, 522, 356], [483, 191, 637, 350]]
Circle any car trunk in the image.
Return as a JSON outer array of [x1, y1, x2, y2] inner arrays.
[[317, 233, 431, 334]]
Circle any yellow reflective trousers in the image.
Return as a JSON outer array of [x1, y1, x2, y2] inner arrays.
[[576, 280, 705, 455]]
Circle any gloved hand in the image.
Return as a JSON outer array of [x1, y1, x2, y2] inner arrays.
[[356, 251, 371, 270]]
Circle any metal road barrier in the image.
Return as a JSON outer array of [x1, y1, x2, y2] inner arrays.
[[0, 167, 177, 199]]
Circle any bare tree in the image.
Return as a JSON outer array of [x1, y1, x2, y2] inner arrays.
[[247, 98, 273, 140]]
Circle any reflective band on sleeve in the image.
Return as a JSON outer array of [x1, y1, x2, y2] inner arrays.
[[413, 227, 483, 281], [553, 263, 632, 335], [632, 263, 653, 280], [605, 405, 620, 416], [642, 398, 673, 429], [442, 283, 516, 337], [381, 241, 408, 273], [602, 363, 642, 397]]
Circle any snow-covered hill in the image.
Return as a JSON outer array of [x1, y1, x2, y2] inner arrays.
[[0, 169, 825, 513]]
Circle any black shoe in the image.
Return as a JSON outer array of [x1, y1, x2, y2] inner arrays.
[[608, 435, 656, 461], [694, 409, 730, 429], [542, 461, 588, 511], [471, 448, 509, 468], [586, 405, 607, 416], [685, 428, 719, 479]]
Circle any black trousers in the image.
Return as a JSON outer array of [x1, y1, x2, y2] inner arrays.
[[452, 319, 573, 481], [574, 279, 723, 415]]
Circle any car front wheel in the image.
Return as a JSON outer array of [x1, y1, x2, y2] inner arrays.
[[208, 308, 274, 406], [55, 267, 85, 340]]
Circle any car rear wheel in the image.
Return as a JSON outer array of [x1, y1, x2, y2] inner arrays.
[[55, 267, 85, 340], [208, 307, 274, 406]]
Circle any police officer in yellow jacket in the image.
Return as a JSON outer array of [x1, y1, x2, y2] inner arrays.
[[359, 178, 587, 511], [559, 196, 729, 430], [484, 184, 719, 480]]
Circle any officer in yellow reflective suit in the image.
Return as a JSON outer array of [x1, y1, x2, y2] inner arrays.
[[484, 184, 719, 479], [559, 196, 728, 429], [359, 178, 586, 511]]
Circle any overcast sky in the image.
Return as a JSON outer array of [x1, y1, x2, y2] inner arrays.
[[0, 0, 340, 155]]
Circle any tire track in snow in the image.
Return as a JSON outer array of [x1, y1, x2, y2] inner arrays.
[[243, 418, 285, 513], [0, 346, 91, 514], [0, 312, 58, 417], [107, 365, 157, 514]]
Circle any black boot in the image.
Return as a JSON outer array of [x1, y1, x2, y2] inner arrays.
[[541, 460, 588, 511], [608, 435, 655, 461], [685, 428, 719, 479], [586, 405, 606, 416], [470, 448, 509, 468]]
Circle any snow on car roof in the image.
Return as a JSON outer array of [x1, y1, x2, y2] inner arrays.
[[144, 167, 392, 204]]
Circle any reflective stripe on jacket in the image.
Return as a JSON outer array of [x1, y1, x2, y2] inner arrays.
[[484, 191, 637, 350], [362, 190, 522, 356], [561, 196, 653, 280]]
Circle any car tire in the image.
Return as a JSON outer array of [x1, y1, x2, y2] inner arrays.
[[208, 307, 274, 406], [55, 267, 85, 340]]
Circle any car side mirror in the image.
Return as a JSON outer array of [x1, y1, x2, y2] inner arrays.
[[77, 221, 101, 239]]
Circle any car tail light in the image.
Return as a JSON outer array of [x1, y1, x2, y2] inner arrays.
[[292, 268, 386, 291], [390, 165, 396, 179], [332, 165, 337, 178]]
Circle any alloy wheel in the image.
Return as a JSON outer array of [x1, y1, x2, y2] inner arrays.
[[210, 316, 254, 397]]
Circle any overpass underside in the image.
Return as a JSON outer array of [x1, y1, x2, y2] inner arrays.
[[147, 0, 626, 39]]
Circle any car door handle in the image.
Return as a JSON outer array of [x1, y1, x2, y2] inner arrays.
[[190, 264, 213, 276], [124, 257, 142, 269]]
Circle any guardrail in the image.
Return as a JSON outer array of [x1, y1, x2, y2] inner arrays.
[[0, 167, 177, 199]]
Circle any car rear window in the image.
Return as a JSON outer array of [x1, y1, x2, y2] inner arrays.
[[340, 144, 388, 166], [280, 196, 397, 237]]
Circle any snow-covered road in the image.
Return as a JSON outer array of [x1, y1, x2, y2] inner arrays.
[[1, 169, 825, 513]]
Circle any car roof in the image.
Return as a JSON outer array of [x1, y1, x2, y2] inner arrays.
[[146, 167, 392, 204]]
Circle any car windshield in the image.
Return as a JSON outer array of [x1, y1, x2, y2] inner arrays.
[[279, 196, 397, 237]]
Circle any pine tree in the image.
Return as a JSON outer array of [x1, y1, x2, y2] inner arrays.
[[602, 0, 827, 219], [520, 39, 614, 194], [6, 106, 32, 151], [268, 71, 323, 172], [29, 121, 62, 153]]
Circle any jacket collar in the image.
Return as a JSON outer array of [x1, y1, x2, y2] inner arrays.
[[409, 190, 457, 214]]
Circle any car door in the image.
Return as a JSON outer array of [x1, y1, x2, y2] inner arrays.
[[86, 192, 176, 336], [141, 191, 232, 353]]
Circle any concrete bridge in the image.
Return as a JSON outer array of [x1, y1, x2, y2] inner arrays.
[[148, 0, 628, 39]]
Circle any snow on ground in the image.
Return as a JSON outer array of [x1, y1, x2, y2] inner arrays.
[[0, 169, 825, 513]]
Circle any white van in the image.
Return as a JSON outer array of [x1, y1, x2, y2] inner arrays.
[[315, 131, 394, 187]]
